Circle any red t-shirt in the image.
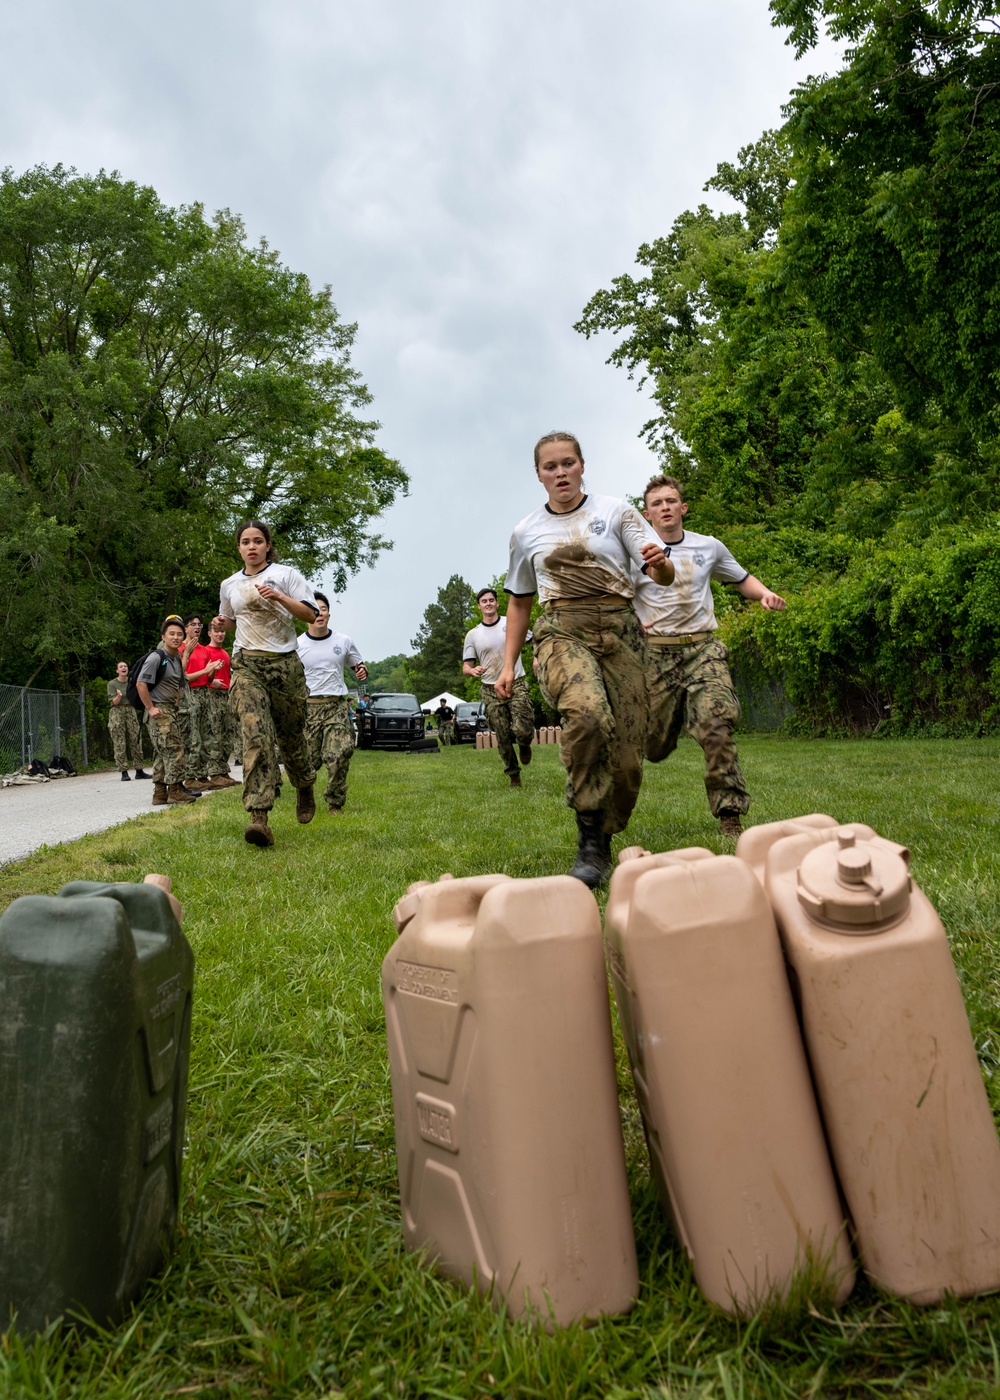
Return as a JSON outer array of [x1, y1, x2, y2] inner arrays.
[[203, 644, 231, 690]]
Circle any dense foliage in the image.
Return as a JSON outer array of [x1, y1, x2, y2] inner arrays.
[[0, 165, 407, 689], [577, 2, 1000, 732], [406, 575, 476, 701]]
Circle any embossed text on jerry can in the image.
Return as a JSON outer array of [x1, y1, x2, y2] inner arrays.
[[0, 878, 193, 1332], [605, 850, 854, 1313], [382, 873, 638, 1325], [765, 824, 1000, 1303]]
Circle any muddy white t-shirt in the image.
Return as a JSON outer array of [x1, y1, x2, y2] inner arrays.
[[463, 617, 527, 686], [505, 494, 661, 603], [632, 530, 747, 635], [297, 630, 363, 696], [219, 562, 318, 654]]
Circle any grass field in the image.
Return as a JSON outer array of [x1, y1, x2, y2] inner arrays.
[[3, 737, 1000, 1398]]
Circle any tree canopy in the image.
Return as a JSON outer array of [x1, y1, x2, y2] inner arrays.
[[407, 575, 476, 702], [0, 164, 407, 687], [577, 1, 1000, 732]]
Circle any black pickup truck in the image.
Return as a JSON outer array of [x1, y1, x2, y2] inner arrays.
[[355, 693, 428, 750]]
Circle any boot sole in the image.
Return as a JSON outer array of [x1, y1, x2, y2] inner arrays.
[[245, 825, 275, 847]]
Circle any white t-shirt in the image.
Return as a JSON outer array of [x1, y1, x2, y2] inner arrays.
[[463, 617, 528, 686], [632, 530, 748, 635], [297, 630, 363, 696], [505, 494, 662, 603], [219, 562, 318, 654]]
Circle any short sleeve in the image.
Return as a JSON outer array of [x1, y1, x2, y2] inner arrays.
[[284, 566, 318, 615], [462, 629, 478, 663], [138, 651, 163, 685], [107, 680, 118, 699], [218, 579, 235, 619], [709, 541, 749, 585], [346, 637, 363, 668], [504, 529, 537, 596], [619, 503, 663, 569]]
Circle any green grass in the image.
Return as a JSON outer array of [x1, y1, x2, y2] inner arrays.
[[3, 737, 1000, 1398]]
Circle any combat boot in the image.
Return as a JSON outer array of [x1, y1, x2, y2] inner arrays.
[[208, 774, 239, 789], [120, 770, 130, 781], [518, 742, 532, 766], [167, 783, 197, 805], [152, 782, 168, 806], [133, 768, 151, 779], [719, 812, 743, 839], [245, 810, 274, 847], [568, 811, 611, 889], [295, 784, 316, 824]]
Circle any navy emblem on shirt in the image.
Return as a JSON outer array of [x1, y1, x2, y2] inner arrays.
[[694, 552, 705, 566], [590, 519, 607, 536]]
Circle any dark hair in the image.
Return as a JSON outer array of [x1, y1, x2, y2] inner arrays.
[[235, 519, 278, 562], [476, 587, 498, 603], [161, 615, 185, 637], [314, 591, 329, 607], [182, 614, 203, 627], [533, 432, 583, 470], [643, 474, 686, 505]]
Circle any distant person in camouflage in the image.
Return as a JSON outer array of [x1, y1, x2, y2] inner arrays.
[[199, 621, 241, 789], [497, 432, 674, 887], [107, 660, 150, 780], [635, 474, 787, 839], [135, 617, 198, 806], [213, 520, 319, 848], [435, 699, 455, 746], [462, 588, 534, 787], [297, 591, 368, 813]]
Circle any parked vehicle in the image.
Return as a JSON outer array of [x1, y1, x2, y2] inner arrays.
[[356, 693, 427, 750], [454, 701, 487, 744]]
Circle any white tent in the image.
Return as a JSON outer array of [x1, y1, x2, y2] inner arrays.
[[421, 690, 465, 711]]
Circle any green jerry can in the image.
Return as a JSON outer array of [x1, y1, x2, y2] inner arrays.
[[0, 877, 194, 1332]]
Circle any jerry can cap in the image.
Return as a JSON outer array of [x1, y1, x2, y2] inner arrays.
[[797, 827, 911, 929]]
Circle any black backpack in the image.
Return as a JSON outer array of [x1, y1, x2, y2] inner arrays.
[[125, 648, 168, 711]]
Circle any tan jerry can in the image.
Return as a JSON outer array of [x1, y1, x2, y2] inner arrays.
[[475, 733, 484, 750], [735, 813, 839, 886], [382, 874, 639, 1325], [764, 824, 1000, 1303], [605, 849, 855, 1313]]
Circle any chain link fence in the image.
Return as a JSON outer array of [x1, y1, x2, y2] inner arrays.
[[0, 684, 89, 774]]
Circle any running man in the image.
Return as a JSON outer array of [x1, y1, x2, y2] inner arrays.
[[635, 474, 786, 839], [108, 660, 149, 780], [462, 587, 535, 787], [135, 616, 198, 806], [297, 592, 368, 813]]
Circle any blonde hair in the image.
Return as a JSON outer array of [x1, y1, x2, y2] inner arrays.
[[533, 432, 583, 470]]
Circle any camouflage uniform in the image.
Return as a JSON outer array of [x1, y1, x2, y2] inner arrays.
[[533, 597, 649, 834], [185, 686, 212, 780], [226, 692, 243, 765], [176, 680, 195, 760], [482, 677, 535, 781], [437, 713, 454, 745], [305, 695, 354, 809], [645, 636, 750, 817], [230, 651, 315, 812], [202, 687, 233, 778], [145, 705, 186, 785], [108, 704, 144, 769]]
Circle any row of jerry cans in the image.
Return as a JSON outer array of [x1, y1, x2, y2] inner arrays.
[[0, 876, 193, 1333], [474, 727, 563, 750], [381, 815, 1000, 1325]]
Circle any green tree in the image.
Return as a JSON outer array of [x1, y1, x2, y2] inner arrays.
[[0, 164, 407, 686], [365, 654, 411, 694], [407, 575, 475, 702]]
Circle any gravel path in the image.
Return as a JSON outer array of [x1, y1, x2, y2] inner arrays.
[[0, 769, 240, 866]]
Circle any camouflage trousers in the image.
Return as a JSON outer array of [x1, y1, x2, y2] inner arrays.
[[645, 636, 750, 818], [226, 694, 242, 764], [534, 597, 649, 834], [438, 719, 453, 746], [108, 705, 144, 768], [145, 705, 186, 785], [483, 677, 535, 780], [230, 650, 315, 813], [200, 687, 232, 778], [305, 696, 354, 809]]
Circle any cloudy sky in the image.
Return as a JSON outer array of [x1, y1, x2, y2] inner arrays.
[[3, 1, 837, 662]]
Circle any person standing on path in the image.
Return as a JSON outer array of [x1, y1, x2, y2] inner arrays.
[[107, 661, 150, 780], [497, 431, 674, 887], [297, 592, 368, 814], [182, 617, 229, 791], [634, 474, 786, 840], [435, 698, 455, 746], [198, 621, 241, 789], [136, 617, 198, 806], [462, 587, 535, 787], [213, 520, 319, 848]]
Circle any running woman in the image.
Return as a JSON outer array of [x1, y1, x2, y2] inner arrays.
[[212, 521, 319, 847], [496, 432, 674, 886], [297, 591, 368, 813], [462, 587, 535, 787]]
